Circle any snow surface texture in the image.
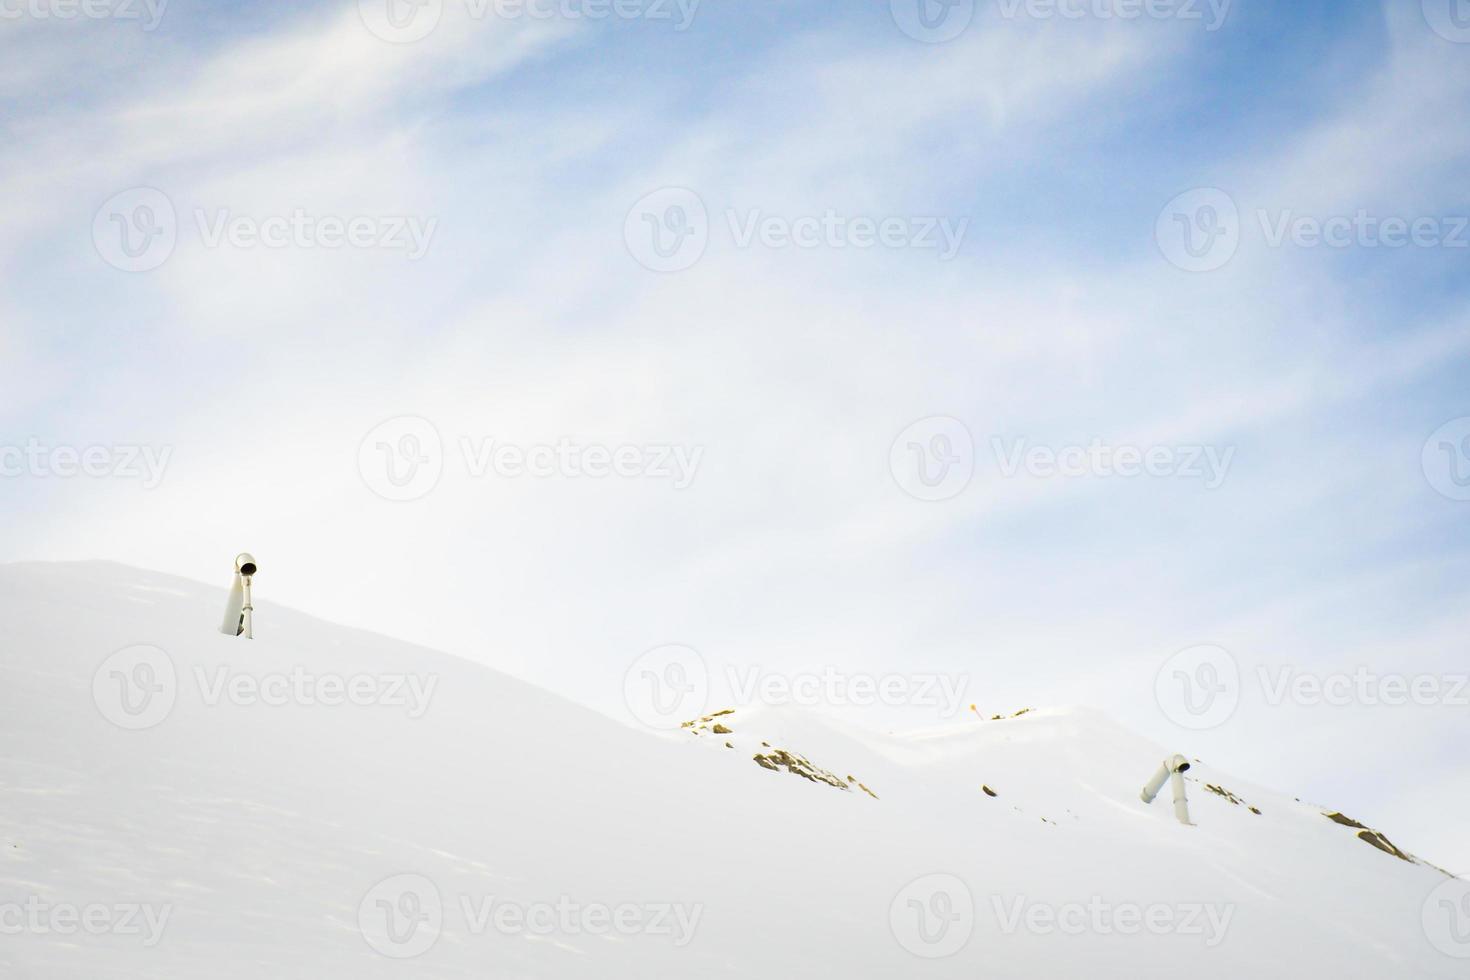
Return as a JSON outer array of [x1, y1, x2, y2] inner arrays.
[[1, 561, 1465, 978]]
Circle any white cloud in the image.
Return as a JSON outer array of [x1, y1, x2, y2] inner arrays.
[[4, 0, 1468, 869]]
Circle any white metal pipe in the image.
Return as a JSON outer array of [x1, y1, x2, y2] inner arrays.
[[1141, 755, 1193, 825], [1141, 762, 1170, 804], [220, 553, 258, 638], [241, 575, 254, 640], [219, 573, 244, 635], [1170, 768, 1192, 825]]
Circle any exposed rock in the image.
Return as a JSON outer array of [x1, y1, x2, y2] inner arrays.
[[682, 709, 737, 730], [1356, 830, 1414, 863], [1205, 783, 1260, 814], [752, 748, 874, 797], [1324, 812, 1367, 830], [1323, 812, 1415, 864]]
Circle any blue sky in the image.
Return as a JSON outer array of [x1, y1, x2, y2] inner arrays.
[[2, 0, 1469, 868]]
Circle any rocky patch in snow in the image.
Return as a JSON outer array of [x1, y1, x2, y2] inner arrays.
[[1323, 812, 1415, 864]]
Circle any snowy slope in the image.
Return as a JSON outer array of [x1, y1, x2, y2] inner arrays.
[[0, 561, 1462, 978]]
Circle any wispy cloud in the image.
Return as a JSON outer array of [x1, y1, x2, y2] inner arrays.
[[3, 0, 1468, 871]]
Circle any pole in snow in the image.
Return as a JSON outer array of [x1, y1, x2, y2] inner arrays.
[[1141, 754, 1194, 826], [219, 553, 258, 639]]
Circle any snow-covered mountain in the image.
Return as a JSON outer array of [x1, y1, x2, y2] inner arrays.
[[0, 561, 1463, 978]]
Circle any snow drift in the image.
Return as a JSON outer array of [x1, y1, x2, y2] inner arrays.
[[0, 561, 1462, 978]]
